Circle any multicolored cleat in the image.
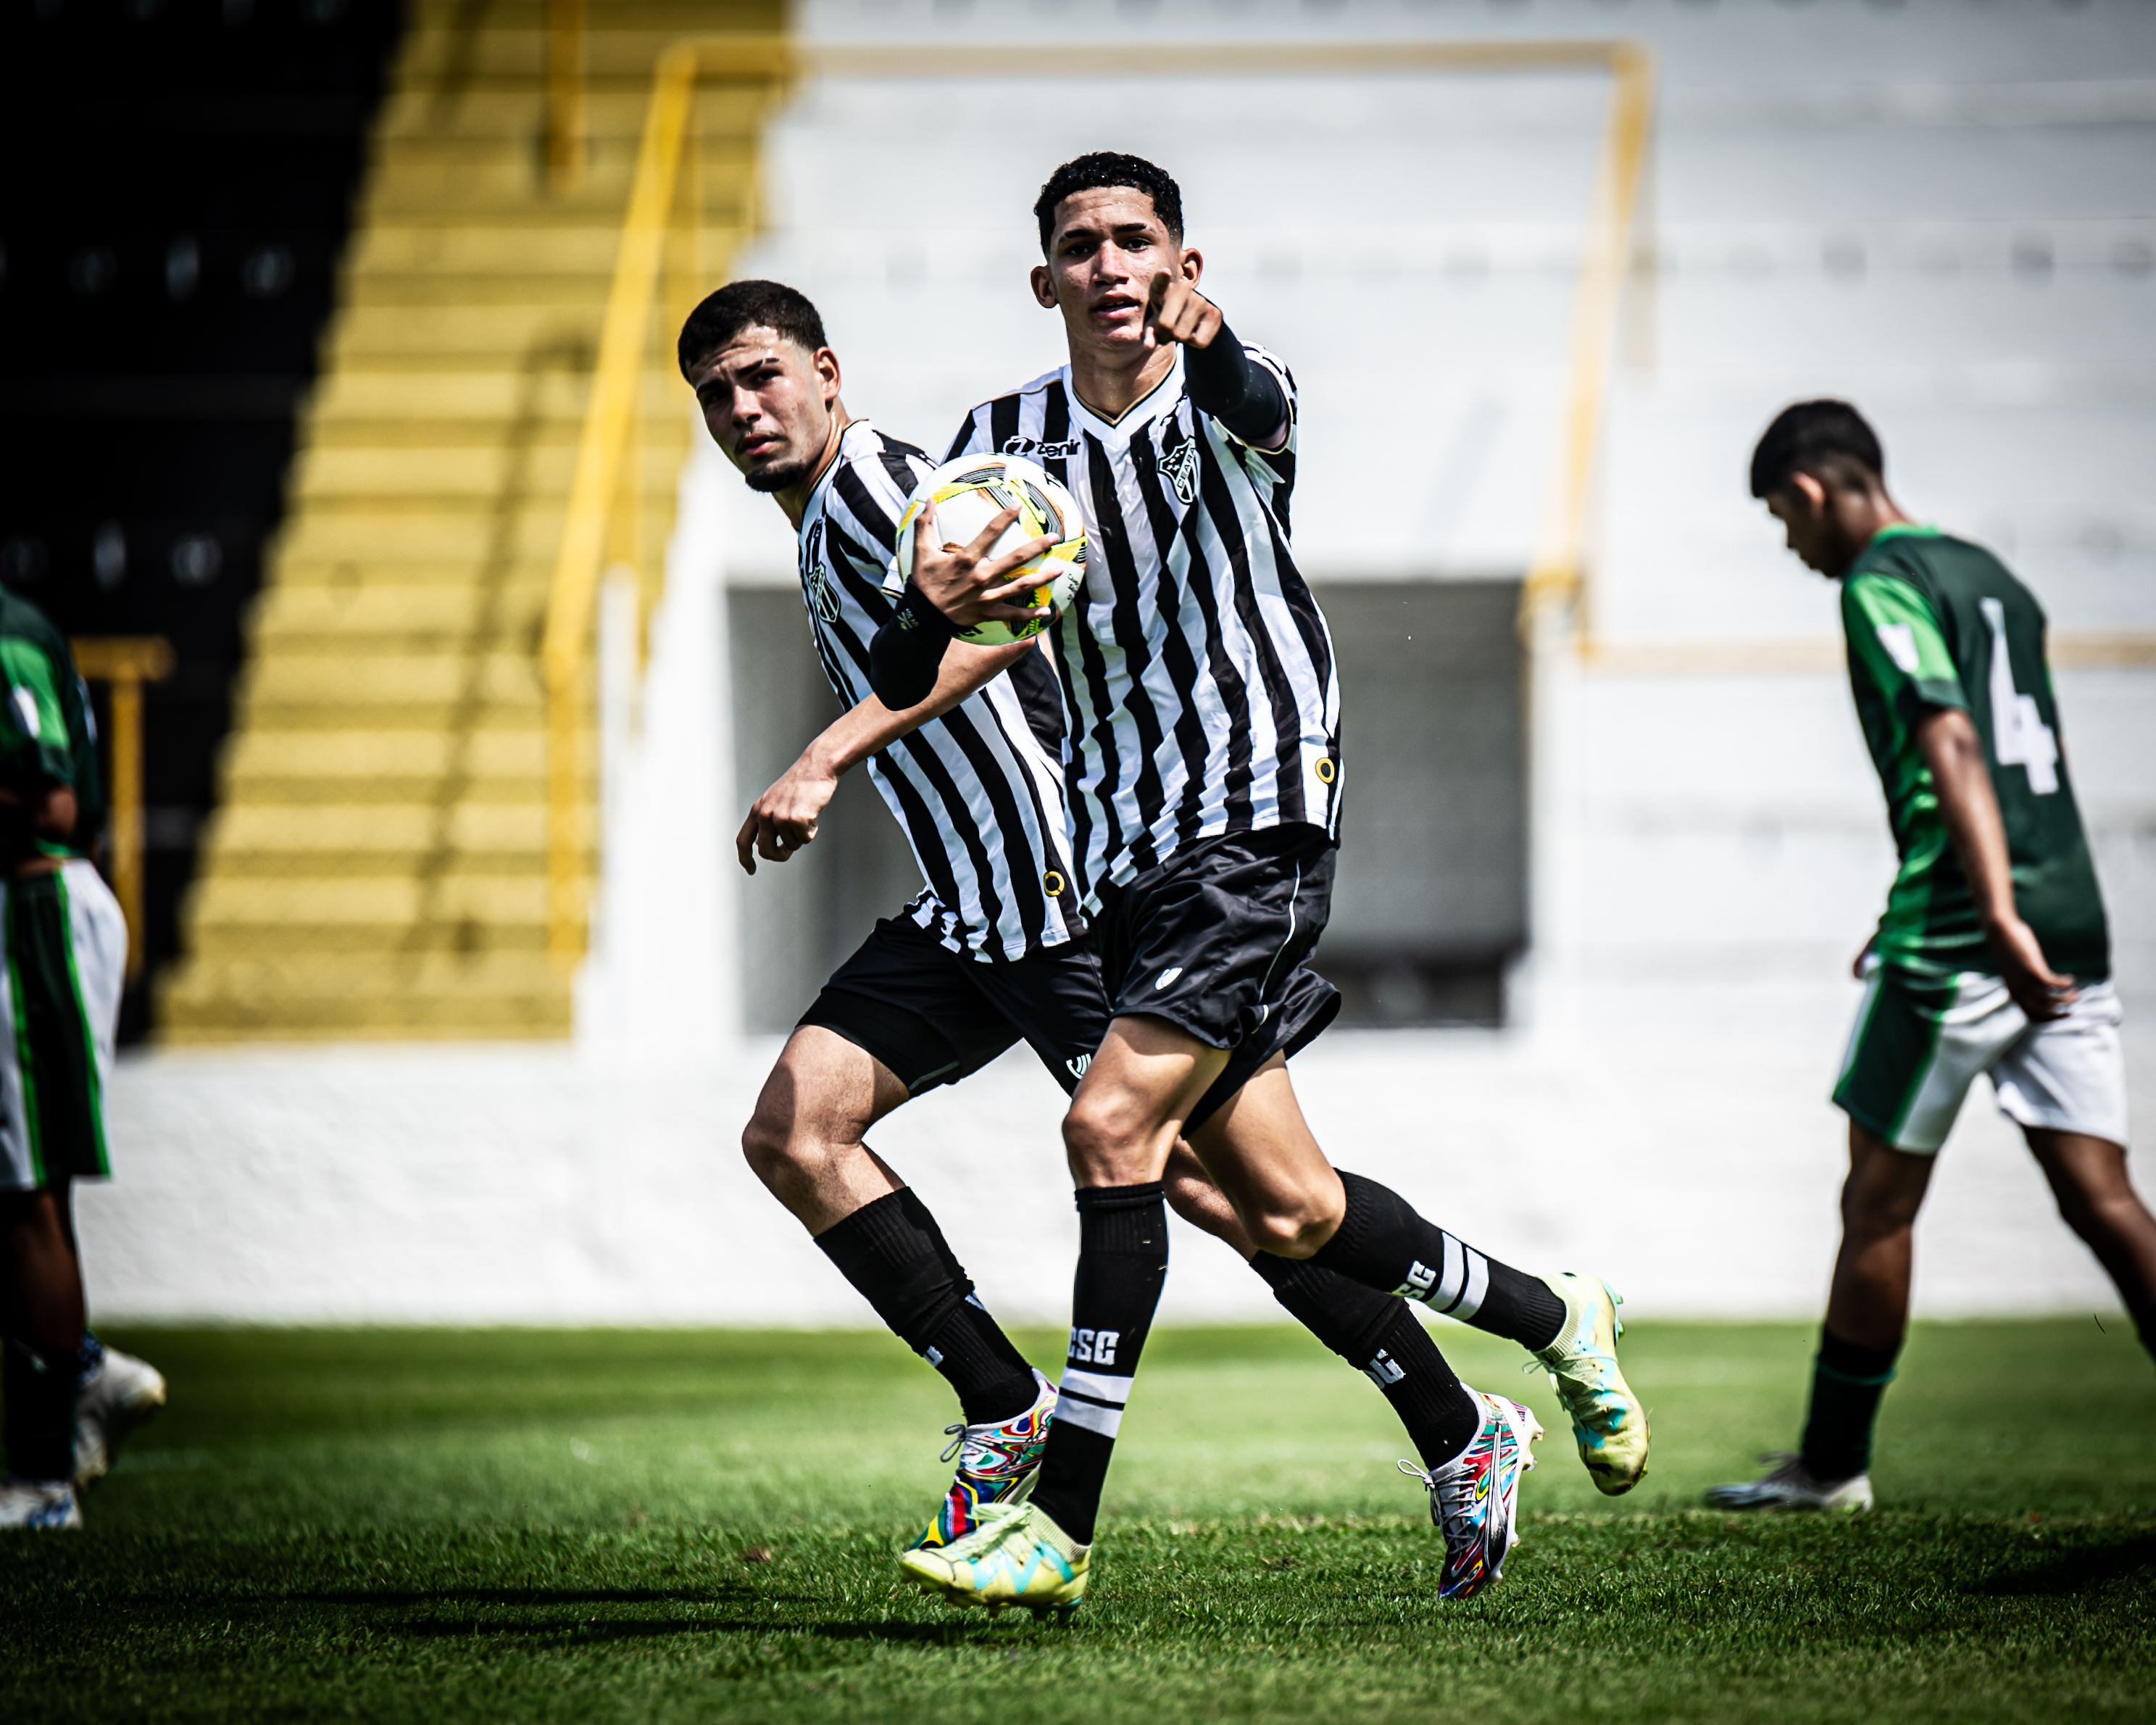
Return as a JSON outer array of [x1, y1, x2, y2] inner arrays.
[[908, 1370, 1057, 1551], [1532, 1272, 1649, 1495], [1705, 1452, 1873, 1513], [897, 1499, 1089, 1614], [1399, 1388, 1541, 1600]]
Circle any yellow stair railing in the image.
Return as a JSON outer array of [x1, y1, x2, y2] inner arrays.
[[540, 33, 792, 964], [72, 635, 174, 985]]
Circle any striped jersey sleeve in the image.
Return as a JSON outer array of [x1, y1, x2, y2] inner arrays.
[[947, 349, 1342, 911], [795, 420, 1081, 960]]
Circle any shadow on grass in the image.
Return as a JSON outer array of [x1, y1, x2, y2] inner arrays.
[[384, 1617, 763, 1642], [1973, 1533, 2156, 1598], [301, 1587, 767, 1608], [375, 1616, 1031, 1646]]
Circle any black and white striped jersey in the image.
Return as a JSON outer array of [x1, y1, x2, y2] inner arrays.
[[794, 419, 1081, 961], [947, 347, 1343, 911]]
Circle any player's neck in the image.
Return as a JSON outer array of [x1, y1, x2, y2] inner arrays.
[[773, 406, 852, 529], [1819, 489, 1905, 582], [1066, 341, 1178, 426], [1851, 493, 1912, 541], [1832, 490, 1912, 572]]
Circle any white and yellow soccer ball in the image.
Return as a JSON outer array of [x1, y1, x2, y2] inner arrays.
[[894, 454, 1086, 645]]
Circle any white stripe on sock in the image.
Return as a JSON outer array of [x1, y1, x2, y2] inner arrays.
[[1434, 1234, 1467, 1308], [1454, 1250, 1490, 1321], [1054, 1397, 1124, 1439], [1058, 1368, 1133, 1405]]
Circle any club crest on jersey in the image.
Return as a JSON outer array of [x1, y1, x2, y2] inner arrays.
[[1001, 434, 1083, 462], [801, 520, 839, 623], [1157, 435, 1200, 505]]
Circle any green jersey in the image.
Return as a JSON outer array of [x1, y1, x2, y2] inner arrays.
[[1839, 525, 2107, 983], [0, 590, 104, 866]]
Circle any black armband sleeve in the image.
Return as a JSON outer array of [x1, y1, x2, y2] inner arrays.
[[1183, 320, 1288, 446], [868, 583, 957, 711]]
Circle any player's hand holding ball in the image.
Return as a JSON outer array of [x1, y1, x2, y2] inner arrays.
[[898, 457, 1087, 644]]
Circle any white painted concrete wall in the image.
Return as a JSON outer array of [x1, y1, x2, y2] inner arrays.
[[84, 0, 2156, 1326]]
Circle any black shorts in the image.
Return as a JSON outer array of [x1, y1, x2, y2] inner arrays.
[[1091, 823, 1341, 1124], [799, 916, 1107, 1098]]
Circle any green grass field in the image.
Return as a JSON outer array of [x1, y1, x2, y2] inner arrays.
[[3, 1319, 2152, 1723]]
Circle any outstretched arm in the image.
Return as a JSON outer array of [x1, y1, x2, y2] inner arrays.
[[737, 639, 1036, 873], [1916, 704, 2074, 1021]]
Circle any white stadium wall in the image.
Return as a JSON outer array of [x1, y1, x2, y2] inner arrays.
[[86, 0, 2156, 1326]]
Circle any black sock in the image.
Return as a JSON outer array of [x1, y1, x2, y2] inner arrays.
[[1031, 1183, 1170, 1546], [4, 1337, 83, 1484], [1798, 1328, 1899, 1483], [1302, 1171, 1566, 1350], [813, 1187, 1037, 1425], [2134, 1302, 2156, 1370], [1251, 1255, 1481, 1469]]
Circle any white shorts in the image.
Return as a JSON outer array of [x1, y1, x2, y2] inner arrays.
[[1833, 962, 2128, 1155], [0, 860, 125, 1191]]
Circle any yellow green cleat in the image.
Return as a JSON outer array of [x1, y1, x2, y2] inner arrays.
[[1532, 1272, 1650, 1495], [897, 1500, 1089, 1615]]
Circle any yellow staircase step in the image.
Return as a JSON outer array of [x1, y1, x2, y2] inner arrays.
[[160, 0, 786, 1042]]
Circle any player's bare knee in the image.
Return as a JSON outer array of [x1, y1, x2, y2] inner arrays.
[[2061, 1185, 2144, 1247], [745, 1089, 843, 1183], [739, 1106, 796, 1185], [1238, 1190, 1333, 1259], [1062, 1094, 1154, 1187]]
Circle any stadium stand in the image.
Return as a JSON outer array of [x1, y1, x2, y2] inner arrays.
[[157, 0, 783, 1041], [0, 0, 401, 1040]]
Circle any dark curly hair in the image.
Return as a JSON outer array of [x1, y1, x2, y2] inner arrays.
[[677, 279, 828, 381], [1749, 399, 1885, 499], [1033, 152, 1184, 255]]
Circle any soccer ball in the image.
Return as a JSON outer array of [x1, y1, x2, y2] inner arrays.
[[894, 454, 1086, 645]]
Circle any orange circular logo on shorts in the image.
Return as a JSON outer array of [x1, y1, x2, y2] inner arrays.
[[1043, 870, 1066, 897], [1315, 758, 1336, 784]]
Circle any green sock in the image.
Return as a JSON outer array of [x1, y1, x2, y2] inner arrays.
[[1798, 1328, 1899, 1484]]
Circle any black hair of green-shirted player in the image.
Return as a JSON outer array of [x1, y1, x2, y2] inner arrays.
[[1749, 399, 1885, 499], [1033, 152, 1184, 254], [675, 278, 828, 381]]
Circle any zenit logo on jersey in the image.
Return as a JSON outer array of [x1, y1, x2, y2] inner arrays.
[[950, 346, 1343, 910], [791, 419, 1081, 962], [999, 434, 1083, 462]]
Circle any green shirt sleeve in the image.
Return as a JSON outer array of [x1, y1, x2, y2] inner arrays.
[[0, 636, 78, 787], [1842, 573, 1966, 723]]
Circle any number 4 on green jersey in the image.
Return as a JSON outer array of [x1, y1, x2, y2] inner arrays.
[[1839, 524, 2107, 984]]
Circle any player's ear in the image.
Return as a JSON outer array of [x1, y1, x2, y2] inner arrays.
[[1786, 470, 1828, 517], [1029, 263, 1057, 309], [1179, 244, 1203, 287], [814, 345, 842, 403]]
